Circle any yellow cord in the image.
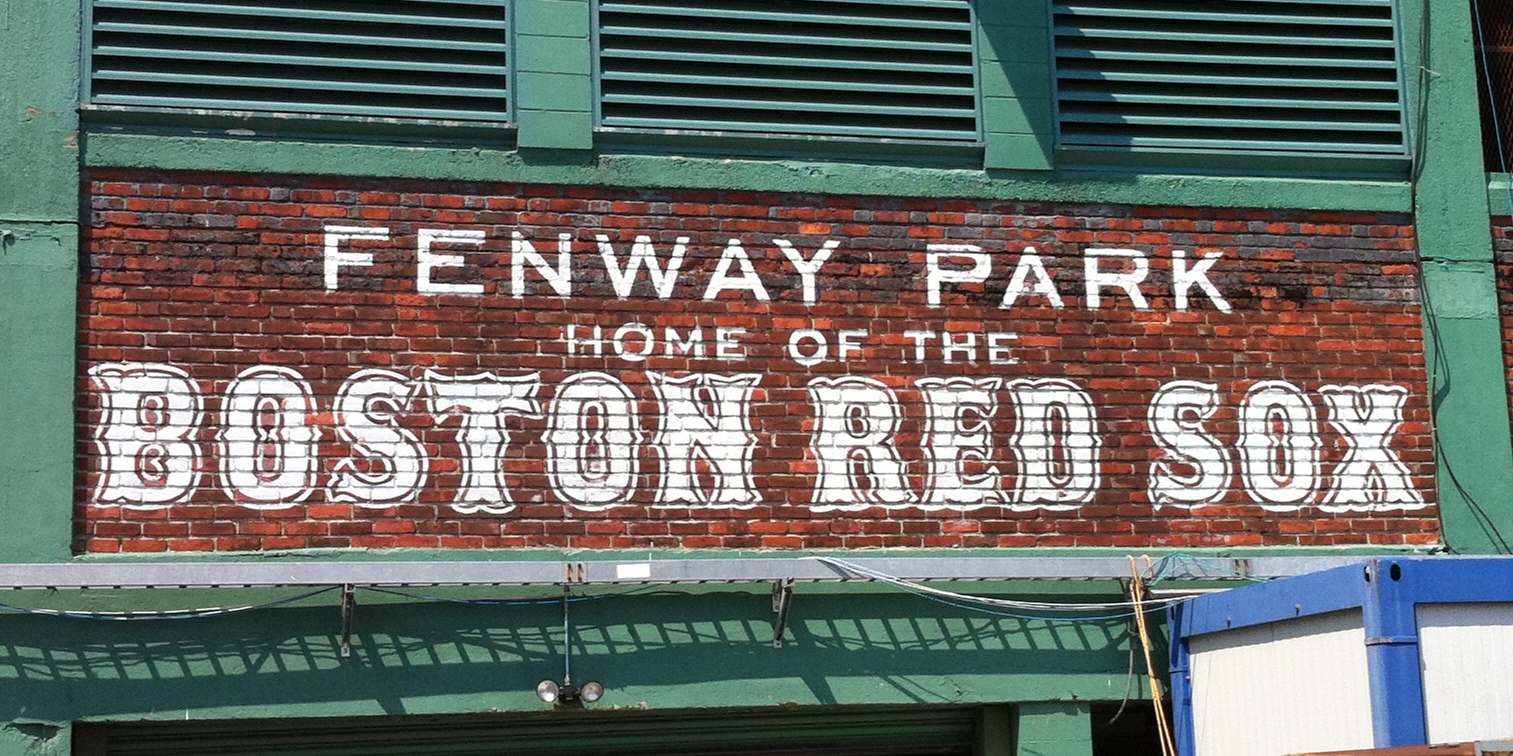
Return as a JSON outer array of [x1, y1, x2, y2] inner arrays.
[[1130, 555, 1178, 756]]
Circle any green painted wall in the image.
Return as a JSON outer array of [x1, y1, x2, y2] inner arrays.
[[1410, 0, 1513, 554]]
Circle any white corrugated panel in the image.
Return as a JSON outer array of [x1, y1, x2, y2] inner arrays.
[[1418, 603, 1513, 744], [1190, 609, 1372, 756]]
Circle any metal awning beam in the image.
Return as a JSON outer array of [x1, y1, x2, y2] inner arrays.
[[0, 555, 1388, 590]]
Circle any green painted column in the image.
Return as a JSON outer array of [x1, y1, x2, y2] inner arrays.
[[1015, 703, 1093, 756], [0, 0, 81, 562], [977, 704, 1014, 756], [977, 0, 1054, 171], [0, 226, 78, 561], [1411, 0, 1513, 553], [0, 0, 82, 221], [514, 0, 594, 150]]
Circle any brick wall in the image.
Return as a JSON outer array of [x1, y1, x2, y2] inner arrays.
[[1494, 219, 1513, 439], [78, 170, 1438, 553]]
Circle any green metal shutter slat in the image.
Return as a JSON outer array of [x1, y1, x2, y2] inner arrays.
[[93, 46, 509, 76], [597, 0, 979, 143], [597, 117, 976, 141], [92, 22, 508, 53], [1057, 91, 1401, 111], [89, 93, 501, 120], [600, 26, 973, 55], [88, 0, 511, 123], [598, 3, 970, 32], [1060, 112, 1404, 132], [1057, 27, 1395, 48], [1056, 48, 1396, 69], [1068, 134, 1403, 153], [602, 71, 974, 97], [93, 70, 507, 100], [1056, 68, 1398, 90], [1052, 3, 1395, 27], [93, 0, 509, 30], [601, 49, 975, 76], [1052, 0, 1406, 157], [603, 93, 972, 119]]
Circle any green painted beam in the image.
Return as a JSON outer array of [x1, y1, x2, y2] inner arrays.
[[1412, 0, 1513, 554], [0, 224, 77, 562], [514, 0, 593, 150], [0, 592, 1138, 724], [82, 133, 1412, 211], [0, 0, 82, 221], [1015, 703, 1093, 756]]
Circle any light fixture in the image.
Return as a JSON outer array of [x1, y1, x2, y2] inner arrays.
[[536, 591, 604, 707]]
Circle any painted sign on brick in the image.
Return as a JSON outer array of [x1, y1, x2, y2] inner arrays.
[[79, 171, 1438, 552]]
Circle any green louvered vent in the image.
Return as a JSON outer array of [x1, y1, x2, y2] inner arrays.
[[597, 0, 979, 142], [1053, 0, 1407, 156], [88, 0, 510, 122]]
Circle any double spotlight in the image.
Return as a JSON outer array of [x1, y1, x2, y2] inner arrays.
[[536, 678, 604, 706]]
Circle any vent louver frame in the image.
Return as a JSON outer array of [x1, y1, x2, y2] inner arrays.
[[596, 0, 981, 143], [87, 0, 512, 123], [1053, 0, 1408, 157]]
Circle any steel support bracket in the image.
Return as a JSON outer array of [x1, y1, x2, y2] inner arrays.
[[338, 583, 356, 658], [771, 577, 795, 649]]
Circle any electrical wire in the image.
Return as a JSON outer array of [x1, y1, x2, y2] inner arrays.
[[812, 556, 1192, 615], [358, 585, 623, 606], [1129, 557, 1178, 756]]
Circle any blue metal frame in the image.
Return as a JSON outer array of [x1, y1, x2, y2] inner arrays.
[[1168, 556, 1513, 755]]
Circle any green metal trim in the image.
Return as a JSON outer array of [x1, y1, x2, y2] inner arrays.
[[82, 132, 1414, 211]]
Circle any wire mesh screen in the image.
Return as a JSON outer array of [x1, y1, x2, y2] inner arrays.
[[1479, 0, 1513, 172]]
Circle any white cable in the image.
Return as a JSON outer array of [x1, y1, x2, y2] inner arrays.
[[811, 556, 1189, 612]]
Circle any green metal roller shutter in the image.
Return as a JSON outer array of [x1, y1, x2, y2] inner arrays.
[[77, 706, 978, 756], [596, 0, 981, 143], [86, 0, 511, 123], [1052, 0, 1408, 157]]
